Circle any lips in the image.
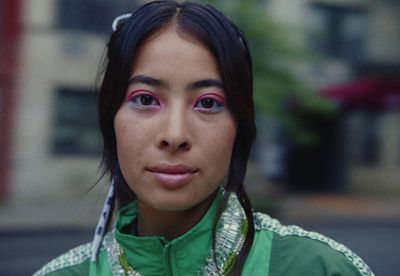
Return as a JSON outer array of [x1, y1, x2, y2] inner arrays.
[[146, 164, 199, 189]]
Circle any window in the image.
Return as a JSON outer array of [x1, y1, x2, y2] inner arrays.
[[51, 87, 101, 156], [347, 111, 382, 166], [56, 0, 138, 35], [309, 4, 367, 63], [359, 112, 381, 165]]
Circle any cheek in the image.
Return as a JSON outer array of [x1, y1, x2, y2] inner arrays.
[[114, 110, 148, 190], [114, 110, 143, 165], [114, 111, 132, 150], [203, 119, 237, 173], [114, 109, 144, 146]]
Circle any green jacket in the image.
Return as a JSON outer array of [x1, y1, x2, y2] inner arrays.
[[34, 193, 373, 275]]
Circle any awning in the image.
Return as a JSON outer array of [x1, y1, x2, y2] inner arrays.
[[320, 77, 400, 110]]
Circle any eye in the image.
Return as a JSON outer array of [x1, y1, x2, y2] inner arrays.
[[194, 97, 225, 113], [129, 93, 160, 109]]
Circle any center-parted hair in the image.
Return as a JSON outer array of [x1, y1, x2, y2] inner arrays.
[[97, 1, 256, 274]]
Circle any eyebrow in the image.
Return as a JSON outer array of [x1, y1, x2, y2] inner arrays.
[[128, 75, 168, 88], [185, 79, 223, 91], [128, 74, 223, 91]]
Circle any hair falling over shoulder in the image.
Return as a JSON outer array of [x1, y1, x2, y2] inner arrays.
[[97, 1, 256, 273]]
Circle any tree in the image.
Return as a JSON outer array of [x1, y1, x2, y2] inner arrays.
[[203, 0, 336, 145]]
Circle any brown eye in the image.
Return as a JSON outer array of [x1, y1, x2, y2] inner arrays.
[[129, 93, 160, 109], [139, 95, 155, 105], [194, 97, 224, 113], [200, 98, 215, 109]]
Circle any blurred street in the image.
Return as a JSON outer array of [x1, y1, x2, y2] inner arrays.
[[2, 223, 399, 276], [1, 191, 399, 276]]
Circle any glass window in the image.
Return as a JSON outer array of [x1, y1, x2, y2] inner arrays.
[[56, 0, 138, 35], [347, 111, 381, 166], [51, 87, 101, 156], [309, 4, 367, 63], [360, 112, 381, 165]]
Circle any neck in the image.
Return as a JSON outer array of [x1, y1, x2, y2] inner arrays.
[[136, 194, 216, 240]]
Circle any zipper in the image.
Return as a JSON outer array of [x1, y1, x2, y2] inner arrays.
[[163, 243, 173, 276]]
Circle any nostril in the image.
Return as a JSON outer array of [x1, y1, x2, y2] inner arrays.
[[159, 139, 190, 151], [179, 142, 190, 150], [161, 140, 169, 148]]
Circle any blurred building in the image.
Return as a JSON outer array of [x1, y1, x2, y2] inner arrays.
[[4, 0, 138, 202], [2, 0, 400, 203], [0, 0, 21, 201], [265, 0, 400, 193]]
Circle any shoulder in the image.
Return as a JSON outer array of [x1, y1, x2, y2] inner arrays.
[[253, 212, 374, 276], [33, 242, 92, 276]]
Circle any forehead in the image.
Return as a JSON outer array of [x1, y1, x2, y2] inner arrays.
[[131, 27, 220, 80]]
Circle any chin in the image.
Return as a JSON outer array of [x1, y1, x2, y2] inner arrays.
[[145, 191, 213, 213], [151, 198, 199, 212]]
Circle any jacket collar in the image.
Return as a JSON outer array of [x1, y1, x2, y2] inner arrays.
[[104, 191, 247, 275]]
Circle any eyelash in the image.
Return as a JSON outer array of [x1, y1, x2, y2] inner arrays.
[[194, 96, 225, 113], [127, 91, 225, 113], [128, 92, 161, 110]]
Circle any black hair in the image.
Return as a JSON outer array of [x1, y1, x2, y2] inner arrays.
[[98, 1, 256, 274]]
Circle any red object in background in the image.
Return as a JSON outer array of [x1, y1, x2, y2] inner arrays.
[[0, 0, 21, 201], [320, 77, 400, 110]]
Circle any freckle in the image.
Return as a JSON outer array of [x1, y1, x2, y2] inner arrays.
[[118, 123, 127, 135]]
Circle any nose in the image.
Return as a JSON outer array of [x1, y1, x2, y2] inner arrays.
[[157, 104, 192, 153]]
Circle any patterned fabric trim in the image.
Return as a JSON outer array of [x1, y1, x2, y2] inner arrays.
[[198, 194, 247, 275], [104, 194, 247, 276], [33, 242, 92, 276], [104, 230, 130, 276], [253, 212, 375, 276]]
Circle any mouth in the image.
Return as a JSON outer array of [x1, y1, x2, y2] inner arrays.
[[147, 164, 198, 174], [146, 164, 199, 189]]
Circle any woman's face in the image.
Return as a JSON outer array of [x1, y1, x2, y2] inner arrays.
[[114, 27, 237, 212]]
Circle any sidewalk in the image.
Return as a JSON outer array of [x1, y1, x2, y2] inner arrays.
[[275, 193, 400, 224], [248, 180, 400, 225], [1, 183, 398, 276], [1, 187, 400, 230], [0, 194, 105, 230]]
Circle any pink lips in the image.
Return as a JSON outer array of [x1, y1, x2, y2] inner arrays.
[[146, 164, 198, 189]]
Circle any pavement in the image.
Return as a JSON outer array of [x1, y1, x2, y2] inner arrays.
[[247, 180, 400, 224], [0, 194, 105, 230], [1, 183, 400, 275], [1, 180, 400, 228], [249, 186, 400, 276]]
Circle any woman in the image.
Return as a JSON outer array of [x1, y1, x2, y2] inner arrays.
[[35, 1, 373, 275]]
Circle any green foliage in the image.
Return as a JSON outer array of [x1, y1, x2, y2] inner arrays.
[[202, 0, 300, 112], [201, 0, 337, 145]]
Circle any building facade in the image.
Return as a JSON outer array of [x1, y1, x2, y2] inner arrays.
[[266, 0, 400, 193], [10, 0, 138, 202], [0, 0, 21, 201], [5, 0, 400, 204]]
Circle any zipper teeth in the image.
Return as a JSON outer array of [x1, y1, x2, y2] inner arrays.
[[164, 243, 173, 276]]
